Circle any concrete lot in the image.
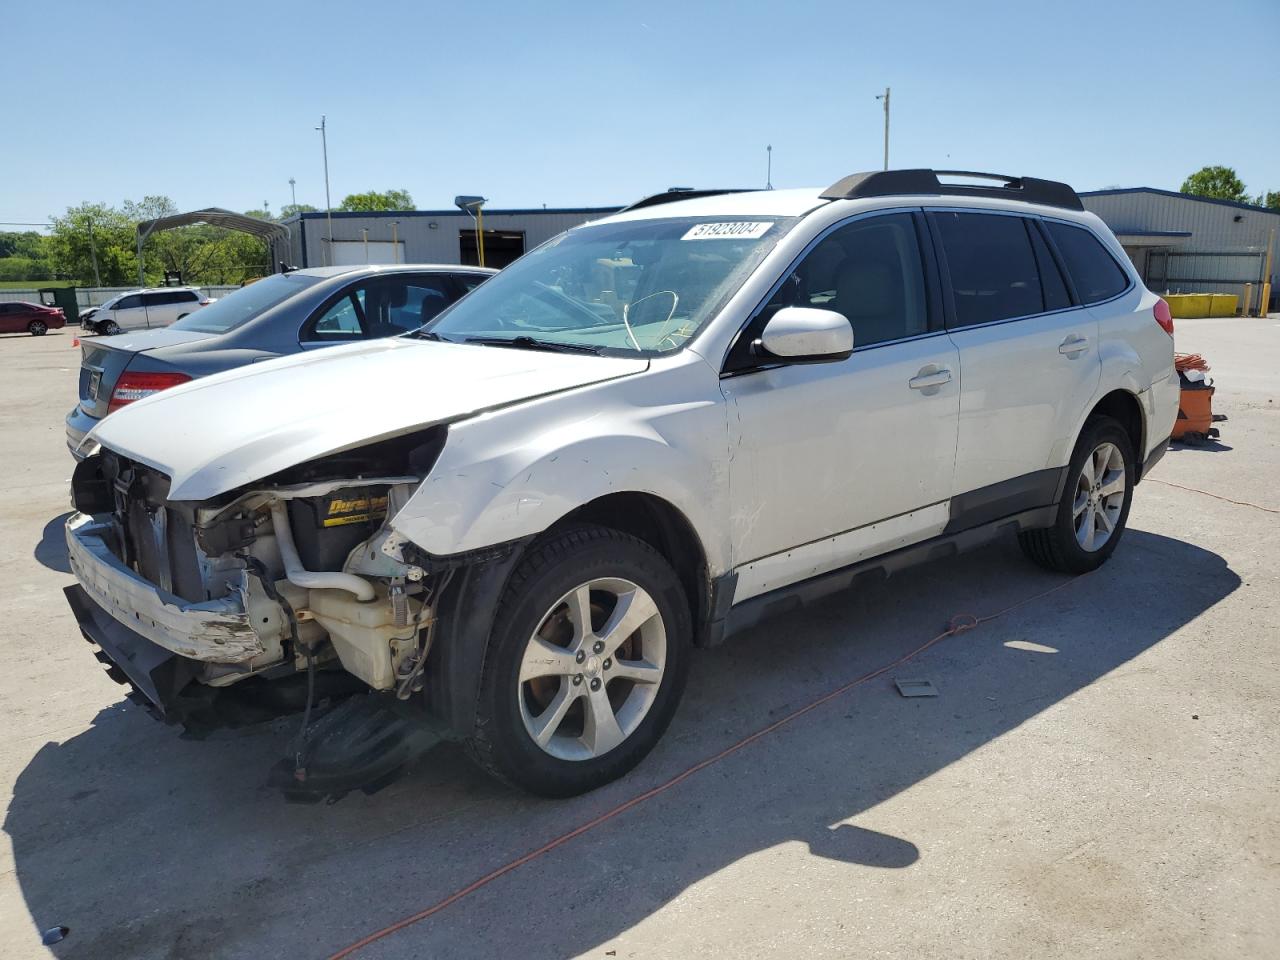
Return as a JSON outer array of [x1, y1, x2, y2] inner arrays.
[[1, 317, 1276, 959]]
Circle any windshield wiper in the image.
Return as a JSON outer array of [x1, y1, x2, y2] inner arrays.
[[406, 328, 449, 341], [462, 335, 606, 355]]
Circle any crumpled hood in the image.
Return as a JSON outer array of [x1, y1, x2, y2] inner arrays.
[[88, 337, 648, 501]]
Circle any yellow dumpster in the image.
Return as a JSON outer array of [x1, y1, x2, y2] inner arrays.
[[1208, 294, 1238, 317], [1163, 294, 1213, 318]]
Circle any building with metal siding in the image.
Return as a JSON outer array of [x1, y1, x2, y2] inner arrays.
[[281, 207, 620, 271], [1081, 188, 1279, 307]]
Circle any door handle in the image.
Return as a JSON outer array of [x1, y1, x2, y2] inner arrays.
[[908, 367, 952, 390], [1059, 335, 1090, 356]]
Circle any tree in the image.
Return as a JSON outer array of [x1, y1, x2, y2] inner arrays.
[[337, 189, 414, 212], [1180, 166, 1249, 203], [47, 202, 137, 285], [1257, 190, 1280, 210], [0, 231, 54, 282], [278, 203, 318, 219]]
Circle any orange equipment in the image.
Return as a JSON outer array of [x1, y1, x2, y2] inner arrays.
[[1171, 353, 1224, 443]]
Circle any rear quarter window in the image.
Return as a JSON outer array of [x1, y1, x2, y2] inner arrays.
[[931, 212, 1045, 327], [1045, 221, 1130, 304]]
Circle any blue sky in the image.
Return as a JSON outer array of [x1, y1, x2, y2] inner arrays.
[[4, 0, 1277, 225]]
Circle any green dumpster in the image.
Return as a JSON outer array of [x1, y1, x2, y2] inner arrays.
[[38, 287, 79, 325]]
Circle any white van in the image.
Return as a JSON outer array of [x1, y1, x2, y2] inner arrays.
[[84, 287, 213, 335]]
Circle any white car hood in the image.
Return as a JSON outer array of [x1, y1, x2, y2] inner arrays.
[[88, 337, 648, 501]]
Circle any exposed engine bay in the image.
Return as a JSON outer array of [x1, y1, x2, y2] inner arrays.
[[65, 429, 456, 737]]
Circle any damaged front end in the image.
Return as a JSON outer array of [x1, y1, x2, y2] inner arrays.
[[63, 429, 456, 740]]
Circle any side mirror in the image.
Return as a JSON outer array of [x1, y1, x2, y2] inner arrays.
[[757, 307, 854, 363]]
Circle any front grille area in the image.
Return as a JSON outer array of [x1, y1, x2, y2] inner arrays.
[[75, 450, 209, 603]]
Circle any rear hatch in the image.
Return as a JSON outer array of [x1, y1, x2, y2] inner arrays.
[[78, 329, 215, 419]]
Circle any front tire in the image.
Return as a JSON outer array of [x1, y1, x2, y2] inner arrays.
[[28, 320, 47, 336], [1019, 415, 1135, 573], [468, 525, 692, 797], [99, 320, 122, 336]]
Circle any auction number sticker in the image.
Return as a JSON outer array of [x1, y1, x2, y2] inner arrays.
[[681, 221, 772, 240]]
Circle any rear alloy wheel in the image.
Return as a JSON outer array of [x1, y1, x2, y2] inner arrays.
[[28, 320, 48, 336], [1019, 415, 1134, 573], [469, 526, 691, 796]]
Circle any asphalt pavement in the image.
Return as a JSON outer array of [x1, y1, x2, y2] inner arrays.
[[0, 317, 1276, 959]]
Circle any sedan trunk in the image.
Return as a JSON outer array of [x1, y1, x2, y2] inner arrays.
[[78, 329, 216, 419]]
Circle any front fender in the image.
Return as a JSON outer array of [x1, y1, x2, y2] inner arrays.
[[390, 362, 733, 576]]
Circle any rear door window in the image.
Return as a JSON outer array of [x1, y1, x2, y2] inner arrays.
[[1045, 221, 1130, 304], [931, 212, 1047, 327]]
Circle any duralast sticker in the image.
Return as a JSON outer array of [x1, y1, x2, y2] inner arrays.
[[323, 492, 390, 527], [681, 221, 772, 240]]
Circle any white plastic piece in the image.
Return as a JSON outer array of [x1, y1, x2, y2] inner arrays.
[[269, 501, 375, 602], [308, 582, 420, 689]]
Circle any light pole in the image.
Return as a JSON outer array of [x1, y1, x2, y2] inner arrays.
[[875, 87, 891, 170], [455, 195, 488, 268], [85, 216, 101, 287], [316, 116, 334, 264], [766, 144, 773, 190], [289, 177, 297, 210]]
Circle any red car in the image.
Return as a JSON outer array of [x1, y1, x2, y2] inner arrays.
[[0, 301, 66, 336]]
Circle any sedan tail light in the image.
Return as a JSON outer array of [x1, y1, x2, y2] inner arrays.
[[107, 371, 192, 414], [1154, 299, 1174, 337]]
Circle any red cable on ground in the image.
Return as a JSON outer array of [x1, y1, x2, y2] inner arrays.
[[1148, 477, 1280, 514], [328, 574, 1084, 960]]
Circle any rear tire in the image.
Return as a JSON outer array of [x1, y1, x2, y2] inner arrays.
[[467, 525, 692, 797], [1019, 415, 1135, 574], [28, 320, 47, 336]]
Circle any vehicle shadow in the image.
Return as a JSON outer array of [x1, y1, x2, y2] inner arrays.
[[4, 529, 1239, 960], [33, 512, 73, 574]]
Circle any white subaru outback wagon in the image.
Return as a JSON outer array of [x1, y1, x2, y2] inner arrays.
[[64, 170, 1178, 797]]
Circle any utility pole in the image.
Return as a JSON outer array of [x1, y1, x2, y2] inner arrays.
[[86, 216, 101, 287], [766, 144, 773, 190], [288, 177, 297, 209], [875, 86, 891, 170], [316, 116, 333, 264]]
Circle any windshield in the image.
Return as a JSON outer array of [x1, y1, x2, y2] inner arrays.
[[169, 274, 320, 334], [424, 216, 792, 354]]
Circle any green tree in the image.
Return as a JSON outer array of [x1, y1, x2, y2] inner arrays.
[[278, 203, 318, 218], [1180, 166, 1250, 203], [337, 189, 414, 212], [47, 202, 137, 285], [1257, 190, 1280, 210], [0, 230, 54, 281]]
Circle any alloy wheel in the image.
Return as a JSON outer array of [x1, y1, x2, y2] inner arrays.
[[517, 577, 666, 761], [1073, 441, 1126, 551]]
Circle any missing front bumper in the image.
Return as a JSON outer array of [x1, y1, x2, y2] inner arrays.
[[65, 513, 269, 664]]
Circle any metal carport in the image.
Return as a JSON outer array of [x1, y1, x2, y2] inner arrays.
[[134, 208, 291, 284]]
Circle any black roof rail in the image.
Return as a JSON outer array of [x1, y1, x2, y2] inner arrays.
[[820, 169, 1083, 211], [619, 187, 756, 212]]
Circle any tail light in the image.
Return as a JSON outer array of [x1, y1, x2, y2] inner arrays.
[[107, 371, 192, 414], [1154, 299, 1174, 337]]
